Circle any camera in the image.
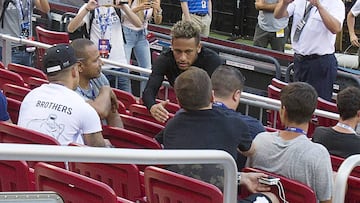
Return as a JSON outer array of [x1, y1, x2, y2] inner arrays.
[[97, 0, 113, 6], [118, 0, 129, 4]]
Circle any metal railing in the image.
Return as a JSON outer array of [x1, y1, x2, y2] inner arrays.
[[0, 143, 237, 203]]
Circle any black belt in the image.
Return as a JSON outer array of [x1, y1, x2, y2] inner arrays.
[[12, 46, 26, 52], [191, 13, 208, 17], [294, 53, 327, 61]]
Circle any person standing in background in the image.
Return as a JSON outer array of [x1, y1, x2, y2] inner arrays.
[[67, 0, 142, 93], [0, 0, 50, 66], [180, 0, 212, 37], [122, 0, 163, 96], [274, 0, 345, 101], [0, 91, 11, 123], [347, 0, 360, 69], [253, 0, 289, 52]]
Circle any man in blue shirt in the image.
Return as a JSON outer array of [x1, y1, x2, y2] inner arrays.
[[211, 65, 265, 170], [180, 0, 212, 37]]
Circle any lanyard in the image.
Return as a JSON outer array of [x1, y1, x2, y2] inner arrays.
[[96, 7, 111, 39], [78, 84, 96, 100], [285, 127, 307, 135], [16, 0, 30, 21], [336, 122, 357, 134], [213, 101, 231, 110]]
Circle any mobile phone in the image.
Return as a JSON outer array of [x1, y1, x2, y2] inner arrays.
[[97, 0, 113, 6], [258, 176, 280, 185]]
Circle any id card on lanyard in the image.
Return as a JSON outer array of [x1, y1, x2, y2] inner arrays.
[[97, 7, 112, 58], [17, 0, 31, 39]]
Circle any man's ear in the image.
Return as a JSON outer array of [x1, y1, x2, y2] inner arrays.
[[197, 43, 202, 53], [210, 90, 215, 102], [77, 61, 84, 72], [232, 89, 241, 102]]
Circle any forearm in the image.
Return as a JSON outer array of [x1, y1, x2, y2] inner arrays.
[[119, 4, 143, 27], [180, 2, 191, 21], [106, 111, 124, 128], [274, 0, 289, 18], [67, 8, 88, 33], [208, 0, 212, 16], [347, 12, 356, 37], [256, 1, 277, 12], [83, 132, 106, 147], [35, 0, 50, 13], [317, 5, 342, 34]]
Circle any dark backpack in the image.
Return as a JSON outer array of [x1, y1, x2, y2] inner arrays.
[[0, 0, 15, 28]]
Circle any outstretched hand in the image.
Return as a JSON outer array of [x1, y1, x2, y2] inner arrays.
[[150, 100, 170, 123]]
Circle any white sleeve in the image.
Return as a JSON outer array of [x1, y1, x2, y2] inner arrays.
[[80, 102, 102, 134]]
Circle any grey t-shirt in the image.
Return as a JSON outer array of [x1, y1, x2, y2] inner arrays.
[[0, 0, 35, 46], [75, 73, 110, 101], [247, 131, 333, 202], [257, 0, 288, 32]]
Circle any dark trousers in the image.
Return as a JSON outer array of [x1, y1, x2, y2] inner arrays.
[[293, 53, 337, 101], [253, 24, 289, 52]]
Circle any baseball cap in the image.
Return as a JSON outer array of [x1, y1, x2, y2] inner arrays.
[[43, 44, 78, 74]]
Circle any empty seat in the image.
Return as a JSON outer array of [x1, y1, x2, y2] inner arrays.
[[144, 166, 223, 203], [316, 97, 338, 127], [7, 63, 47, 84], [120, 114, 164, 138], [0, 69, 26, 89], [6, 97, 21, 124], [0, 160, 34, 191], [271, 78, 288, 89], [27, 76, 49, 89], [2, 83, 31, 101], [331, 155, 360, 178], [35, 162, 134, 203], [112, 88, 139, 109]]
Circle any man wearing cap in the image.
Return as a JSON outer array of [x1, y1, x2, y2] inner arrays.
[[18, 44, 112, 147]]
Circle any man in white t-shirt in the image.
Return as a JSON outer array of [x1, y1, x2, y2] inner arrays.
[[347, 0, 360, 69], [18, 44, 112, 147]]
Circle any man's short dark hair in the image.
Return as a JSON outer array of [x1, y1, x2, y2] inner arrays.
[[70, 38, 94, 61], [171, 21, 201, 45], [174, 67, 212, 111], [211, 65, 245, 98], [280, 82, 318, 124], [337, 86, 360, 120]]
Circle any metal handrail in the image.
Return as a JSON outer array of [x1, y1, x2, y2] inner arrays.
[[0, 143, 238, 203], [333, 155, 360, 203]]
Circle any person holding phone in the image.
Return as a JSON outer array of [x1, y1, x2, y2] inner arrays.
[[68, 0, 142, 93], [121, 0, 163, 96]]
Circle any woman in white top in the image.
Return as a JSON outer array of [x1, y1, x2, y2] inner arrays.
[[122, 0, 162, 96]]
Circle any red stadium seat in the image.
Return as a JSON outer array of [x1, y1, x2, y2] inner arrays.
[[6, 97, 21, 124], [346, 176, 360, 203], [0, 160, 34, 191], [271, 78, 288, 89], [241, 167, 316, 203], [0, 121, 65, 169], [2, 83, 31, 102], [144, 166, 223, 203], [118, 100, 130, 115], [0, 69, 26, 89], [102, 125, 162, 150], [128, 104, 174, 126], [112, 88, 139, 109], [7, 63, 47, 84], [157, 86, 177, 104], [26, 77, 49, 89], [35, 162, 134, 203], [35, 26, 70, 70], [316, 97, 338, 127], [69, 162, 145, 202], [0, 61, 5, 69], [120, 114, 164, 138]]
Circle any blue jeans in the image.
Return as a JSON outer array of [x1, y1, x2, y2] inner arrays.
[[106, 67, 131, 93], [122, 26, 151, 96], [0, 46, 33, 67]]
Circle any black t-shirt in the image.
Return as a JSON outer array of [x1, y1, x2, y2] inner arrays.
[[142, 47, 224, 109], [312, 126, 360, 158]]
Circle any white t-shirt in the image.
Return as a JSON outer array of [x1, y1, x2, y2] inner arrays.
[[18, 83, 102, 145], [351, 0, 360, 17], [287, 0, 345, 55], [80, 4, 128, 68], [122, 0, 153, 31]]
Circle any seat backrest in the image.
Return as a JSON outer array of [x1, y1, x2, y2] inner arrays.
[[316, 97, 338, 127], [68, 162, 144, 202], [120, 114, 164, 138], [144, 166, 223, 203], [156, 86, 177, 104], [6, 97, 21, 124], [2, 83, 31, 102], [102, 125, 162, 150], [267, 85, 283, 129], [330, 155, 360, 178], [271, 78, 288, 89], [35, 162, 121, 203], [129, 104, 174, 126], [0, 69, 25, 89], [346, 176, 360, 203], [112, 88, 138, 109], [0, 160, 32, 192], [7, 63, 47, 84], [35, 26, 70, 69], [241, 167, 316, 203], [27, 76, 49, 89], [0, 61, 5, 69]]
